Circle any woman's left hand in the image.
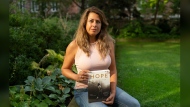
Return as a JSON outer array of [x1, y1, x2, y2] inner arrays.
[[102, 93, 115, 105]]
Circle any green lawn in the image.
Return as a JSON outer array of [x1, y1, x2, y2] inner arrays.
[[115, 39, 180, 107]]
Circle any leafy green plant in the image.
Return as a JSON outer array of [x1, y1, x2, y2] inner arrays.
[[10, 68, 75, 107], [24, 68, 74, 107], [9, 85, 32, 107], [31, 49, 64, 77], [10, 48, 76, 107]]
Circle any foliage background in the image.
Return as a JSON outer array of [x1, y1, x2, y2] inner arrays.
[[9, 0, 180, 106], [9, 4, 78, 85]]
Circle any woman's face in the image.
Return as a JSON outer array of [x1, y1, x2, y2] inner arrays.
[[86, 12, 101, 37]]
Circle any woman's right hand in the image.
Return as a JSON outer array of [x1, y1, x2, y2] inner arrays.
[[77, 70, 89, 82]]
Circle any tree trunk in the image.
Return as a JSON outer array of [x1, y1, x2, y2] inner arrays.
[[153, 0, 161, 25], [81, 0, 86, 12], [38, 1, 46, 18]]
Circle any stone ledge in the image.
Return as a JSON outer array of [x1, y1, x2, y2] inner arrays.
[[67, 97, 112, 107], [67, 97, 79, 107]]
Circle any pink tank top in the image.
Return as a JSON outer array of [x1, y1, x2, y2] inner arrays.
[[74, 42, 111, 89]]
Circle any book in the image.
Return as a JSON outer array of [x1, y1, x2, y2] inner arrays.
[[88, 69, 110, 103]]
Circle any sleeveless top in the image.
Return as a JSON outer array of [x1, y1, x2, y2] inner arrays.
[[74, 42, 111, 89]]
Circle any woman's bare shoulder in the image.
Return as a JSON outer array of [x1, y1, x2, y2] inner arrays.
[[109, 41, 115, 49], [66, 40, 78, 52]]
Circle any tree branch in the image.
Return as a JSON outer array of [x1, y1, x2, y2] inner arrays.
[[72, 0, 81, 8]]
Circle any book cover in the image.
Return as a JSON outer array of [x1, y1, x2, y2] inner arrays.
[[88, 69, 110, 103]]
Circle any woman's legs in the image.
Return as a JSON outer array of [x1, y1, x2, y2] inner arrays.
[[74, 88, 108, 107], [74, 87, 140, 107], [113, 87, 140, 107]]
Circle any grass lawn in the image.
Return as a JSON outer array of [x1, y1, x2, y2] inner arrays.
[[115, 39, 180, 107]]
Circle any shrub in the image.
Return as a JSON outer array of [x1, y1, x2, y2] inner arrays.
[[118, 19, 179, 40], [118, 20, 144, 38], [169, 20, 180, 37], [9, 55, 34, 85], [142, 24, 162, 35], [9, 3, 78, 85], [157, 19, 171, 33]]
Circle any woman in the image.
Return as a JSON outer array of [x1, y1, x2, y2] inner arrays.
[[61, 6, 140, 107]]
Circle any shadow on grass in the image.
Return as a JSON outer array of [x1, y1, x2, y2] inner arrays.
[[141, 88, 180, 107]]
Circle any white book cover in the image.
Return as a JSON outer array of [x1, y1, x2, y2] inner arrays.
[[88, 69, 110, 103]]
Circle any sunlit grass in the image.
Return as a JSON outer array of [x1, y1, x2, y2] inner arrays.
[[115, 39, 180, 107]]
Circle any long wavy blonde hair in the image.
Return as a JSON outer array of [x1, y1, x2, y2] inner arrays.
[[74, 6, 115, 59]]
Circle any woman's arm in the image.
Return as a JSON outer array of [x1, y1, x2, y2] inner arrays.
[[61, 40, 79, 81], [103, 41, 117, 104], [109, 41, 117, 95]]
